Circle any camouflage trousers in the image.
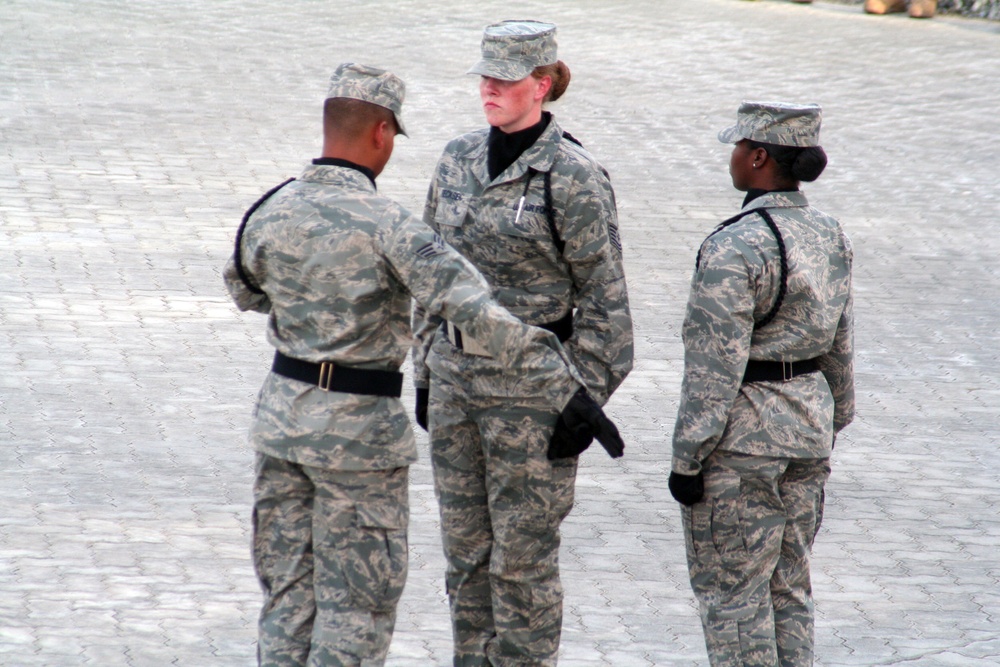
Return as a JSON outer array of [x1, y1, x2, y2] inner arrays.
[[682, 450, 831, 667], [428, 370, 578, 667], [252, 453, 409, 667]]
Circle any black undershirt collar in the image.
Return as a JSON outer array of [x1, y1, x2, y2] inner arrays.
[[312, 157, 377, 189], [487, 112, 552, 182]]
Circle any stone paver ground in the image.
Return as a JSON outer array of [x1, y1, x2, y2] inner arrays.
[[1, 0, 999, 665]]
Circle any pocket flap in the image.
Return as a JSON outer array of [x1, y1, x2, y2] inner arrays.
[[355, 500, 406, 530], [495, 204, 552, 241]]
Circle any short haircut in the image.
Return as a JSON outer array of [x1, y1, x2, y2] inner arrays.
[[323, 98, 396, 139]]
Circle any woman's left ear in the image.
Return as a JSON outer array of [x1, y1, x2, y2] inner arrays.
[[536, 75, 552, 101], [752, 147, 769, 168]]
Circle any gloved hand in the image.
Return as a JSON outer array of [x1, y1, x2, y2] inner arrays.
[[547, 388, 625, 460], [668, 471, 705, 506], [415, 387, 429, 432]]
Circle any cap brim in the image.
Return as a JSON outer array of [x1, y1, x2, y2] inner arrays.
[[717, 124, 742, 144], [393, 113, 408, 137], [467, 59, 533, 82]]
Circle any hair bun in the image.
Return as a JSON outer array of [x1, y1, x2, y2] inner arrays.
[[791, 146, 828, 182], [541, 60, 571, 103]]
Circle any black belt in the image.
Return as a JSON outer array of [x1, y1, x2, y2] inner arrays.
[[271, 351, 403, 397], [541, 311, 574, 343], [443, 311, 573, 352], [742, 358, 820, 384]]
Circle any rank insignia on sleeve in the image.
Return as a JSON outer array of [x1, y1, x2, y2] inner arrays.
[[416, 233, 449, 259], [609, 224, 622, 252]]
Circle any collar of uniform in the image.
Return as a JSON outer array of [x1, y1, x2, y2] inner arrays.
[[740, 189, 808, 212], [468, 115, 564, 188], [487, 112, 551, 182], [301, 158, 377, 191]]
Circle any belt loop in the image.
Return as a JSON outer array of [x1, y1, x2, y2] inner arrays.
[[447, 322, 466, 350], [318, 361, 334, 391], [782, 361, 793, 381]]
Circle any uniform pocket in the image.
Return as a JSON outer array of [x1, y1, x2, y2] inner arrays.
[[495, 207, 552, 241], [343, 501, 409, 613], [435, 191, 469, 228], [251, 507, 270, 595], [710, 492, 748, 565]]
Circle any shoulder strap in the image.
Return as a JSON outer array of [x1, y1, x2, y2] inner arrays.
[[234, 178, 295, 294], [561, 130, 582, 147], [521, 167, 565, 256], [535, 131, 582, 256], [695, 207, 788, 328], [517, 132, 586, 257], [754, 209, 787, 328], [543, 170, 564, 255]]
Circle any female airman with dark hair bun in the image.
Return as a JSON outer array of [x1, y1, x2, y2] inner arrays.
[[669, 101, 855, 667]]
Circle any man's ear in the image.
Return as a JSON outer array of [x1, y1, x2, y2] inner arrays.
[[372, 120, 388, 150]]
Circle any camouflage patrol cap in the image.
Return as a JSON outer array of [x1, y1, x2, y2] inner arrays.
[[326, 62, 408, 136], [467, 20, 558, 82], [718, 101, 822, 147]]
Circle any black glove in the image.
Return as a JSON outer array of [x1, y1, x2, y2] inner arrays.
[[547, 388, 625, 460], [415, 387, 429, 432], [669, 471, 705, 506]]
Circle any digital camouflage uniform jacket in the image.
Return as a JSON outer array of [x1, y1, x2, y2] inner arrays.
[[224, 163, 579, 471], [672, 191, 854, 474], [412, 116, 633, 404]]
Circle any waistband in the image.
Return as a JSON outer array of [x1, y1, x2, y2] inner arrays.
[[741, 358, 820, 384], [271, 351, 403, 397]]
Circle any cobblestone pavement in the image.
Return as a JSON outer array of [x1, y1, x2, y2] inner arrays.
[[2, 1, 999, 665]]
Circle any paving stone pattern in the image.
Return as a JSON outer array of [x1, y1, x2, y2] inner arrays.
[[1, 1, 999, 665]]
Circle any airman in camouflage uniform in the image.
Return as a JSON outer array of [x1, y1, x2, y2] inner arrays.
[[224, 63, 586, 667], [669, 101, 855, 667], [412, 21, 634, 667]]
